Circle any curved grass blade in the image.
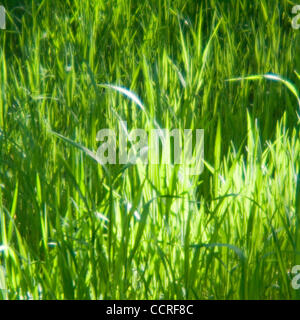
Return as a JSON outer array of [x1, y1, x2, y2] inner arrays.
[[226, 73, 300, 112], [50, 130, 110, 177]]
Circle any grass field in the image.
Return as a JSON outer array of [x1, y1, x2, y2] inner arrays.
[[0, 0, 300, 299]]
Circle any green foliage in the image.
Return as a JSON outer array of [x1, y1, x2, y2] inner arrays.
[[0, 0, 299, 299]]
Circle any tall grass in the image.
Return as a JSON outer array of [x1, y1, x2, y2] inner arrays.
[[0, 0, 299, 299]]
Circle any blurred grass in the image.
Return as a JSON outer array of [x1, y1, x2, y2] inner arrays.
[[0, 0, 299, 299]]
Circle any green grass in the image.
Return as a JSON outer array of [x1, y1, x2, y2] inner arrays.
[[0, 0, 300, 299]]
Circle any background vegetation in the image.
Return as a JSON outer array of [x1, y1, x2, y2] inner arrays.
[[0, 0, 300, 299]]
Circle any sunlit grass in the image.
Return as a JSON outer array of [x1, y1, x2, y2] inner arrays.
[[0, 0, 299, 299]]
